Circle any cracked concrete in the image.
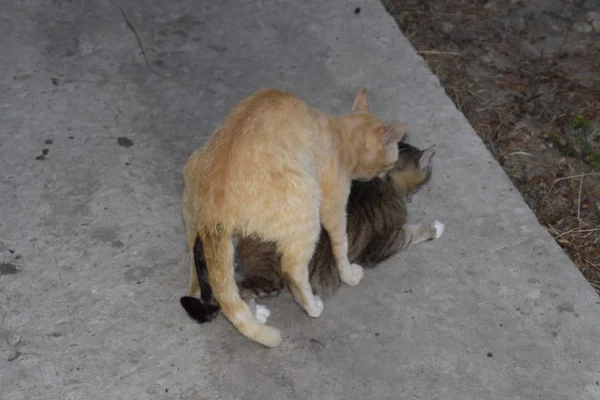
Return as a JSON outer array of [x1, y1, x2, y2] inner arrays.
[[1, 0, 599, 399]]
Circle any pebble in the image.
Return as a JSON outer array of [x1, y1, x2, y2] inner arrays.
[[440, 21, 455, 35], [489, 54, 515, 72], [587, 11, 600, 32], [572, 22, 593, 33], [587, 11, 600, 21], [8, 335, 21, 346], [518, 40, 541, 60], [7, 351, 21, 362]]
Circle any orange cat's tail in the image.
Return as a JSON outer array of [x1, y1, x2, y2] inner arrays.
[[200, 226, 282, 348]]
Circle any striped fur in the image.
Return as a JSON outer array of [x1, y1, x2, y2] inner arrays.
[[180, 142, 438, 322], [181, 88, 406, 347]]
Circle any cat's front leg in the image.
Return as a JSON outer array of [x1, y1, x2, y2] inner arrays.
[[321, 205, 364, 286], [340, 262, 364, 286]]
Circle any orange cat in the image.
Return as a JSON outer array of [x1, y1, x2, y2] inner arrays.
[[182, 88, 406, 347]]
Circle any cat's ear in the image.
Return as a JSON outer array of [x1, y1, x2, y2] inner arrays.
[[352, 88, 369, 113], [419, 145, 436, 169], [400, 130, 408, 142], [381, 123, 407, 147]]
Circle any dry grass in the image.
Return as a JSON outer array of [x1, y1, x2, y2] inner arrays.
[[382, 0, 600, 294]]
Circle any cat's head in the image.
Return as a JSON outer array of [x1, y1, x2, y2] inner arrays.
[[388, 142, 435, 201], [346, 88, 408, 180]]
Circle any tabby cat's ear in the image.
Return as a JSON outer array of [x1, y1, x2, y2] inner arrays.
[[382, 123, 407, 147], [419, 145, 436, 169], [352, 88, 369, 113]]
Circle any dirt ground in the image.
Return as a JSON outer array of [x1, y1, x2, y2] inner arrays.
[[382, 0, 600, 293]]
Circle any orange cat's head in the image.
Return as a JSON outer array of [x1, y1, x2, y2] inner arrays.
[[345, 88, 408, 180]]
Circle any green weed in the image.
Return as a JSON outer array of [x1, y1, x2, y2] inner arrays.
[[572, 115, 592, 131]]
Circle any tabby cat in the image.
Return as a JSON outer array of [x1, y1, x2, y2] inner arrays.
[[181, 141, 443, 326], [182, 88, 406, 347]]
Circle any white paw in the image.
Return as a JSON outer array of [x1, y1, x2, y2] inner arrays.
[[306, 296, 324, 318], [254, 304, 271, 323], [340, 263, 364, 286], [433, 220, 445, 239]]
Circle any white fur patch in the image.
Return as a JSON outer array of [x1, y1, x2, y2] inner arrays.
[[434, 220, 445, 239], [340, 263, 364, 286], [254, 304, 271, 323], [306, 296, 324, 318]]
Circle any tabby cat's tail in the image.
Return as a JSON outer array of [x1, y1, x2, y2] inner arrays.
[[180, 236, 221, 324], [180, 236, 285, 325], [179, 296, 220, 323], [199, 227, 282, 348]]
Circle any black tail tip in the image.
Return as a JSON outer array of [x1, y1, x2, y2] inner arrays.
[[180, 296, 220, 324]]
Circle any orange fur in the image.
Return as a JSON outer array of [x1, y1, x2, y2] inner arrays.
[[182, 88, 406, 347]]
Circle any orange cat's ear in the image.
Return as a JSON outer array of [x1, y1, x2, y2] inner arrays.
[[352, 88, 369, 113], [381, 123, 407, 147]]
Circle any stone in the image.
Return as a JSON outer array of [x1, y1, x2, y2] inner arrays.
[[440, 21, 455, 35], [7, 351, 20, 362], [8, 335, 21, 347], [572, 22, 593, 33], [587, 11, 600, 32], [518, 40, 542, 60], [489, 53, 515, 71], [586, 11, 600, 21]]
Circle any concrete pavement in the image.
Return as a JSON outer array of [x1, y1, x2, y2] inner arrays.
[[1, 0, 599, 399]]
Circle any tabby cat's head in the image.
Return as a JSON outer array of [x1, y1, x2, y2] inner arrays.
[[387, 142, 435, 200]]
